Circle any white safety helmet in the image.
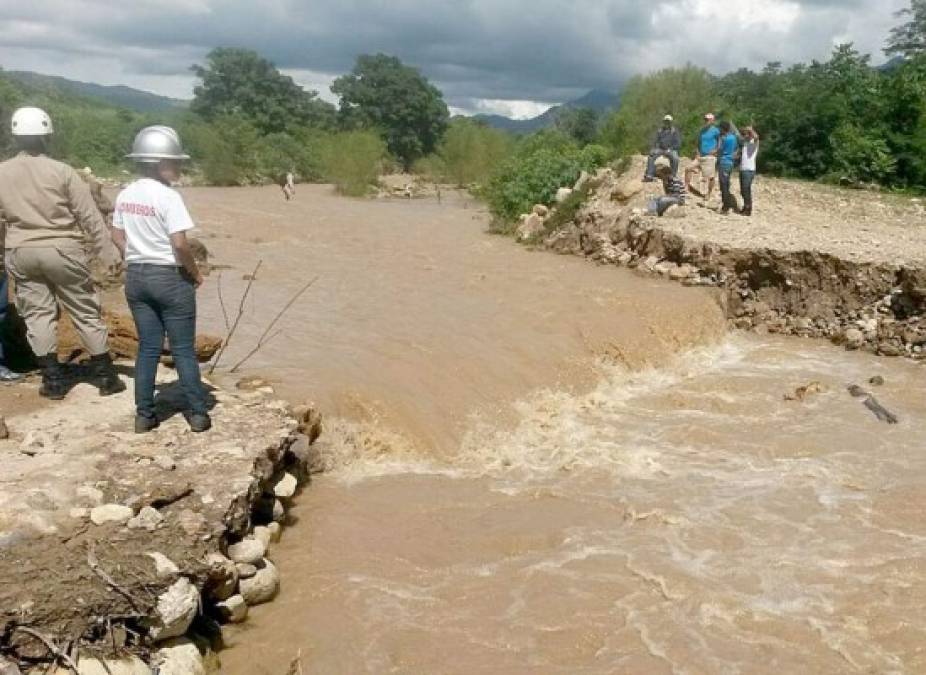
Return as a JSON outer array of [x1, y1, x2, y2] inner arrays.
[[126, 125, 190, 163], [11, 107, 54, 136]]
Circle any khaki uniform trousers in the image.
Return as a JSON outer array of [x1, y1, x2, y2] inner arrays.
[[5, 246, 109, 357]]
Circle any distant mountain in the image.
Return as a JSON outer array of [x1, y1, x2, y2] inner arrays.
[[5, 70, 187, 113], [472, 88, 621, 134]]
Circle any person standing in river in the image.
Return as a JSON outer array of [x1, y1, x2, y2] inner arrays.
[[739, 127, 760, 216], [0, 107, 123, 399], [112, 126, 211, 433]]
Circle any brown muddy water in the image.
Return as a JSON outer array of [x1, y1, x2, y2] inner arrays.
[[184, 186, 926, 673]]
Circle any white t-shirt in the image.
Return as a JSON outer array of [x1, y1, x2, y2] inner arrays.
[[741, 140, 759, 172], [113, 178, 195, 265]]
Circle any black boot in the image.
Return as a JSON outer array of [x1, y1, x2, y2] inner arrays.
[[39, 355, 68, 400], [89, 353, 126, 396]]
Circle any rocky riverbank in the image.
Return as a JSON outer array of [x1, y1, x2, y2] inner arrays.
[[0, 372, 322, 674], [533, 156, 926, 360]]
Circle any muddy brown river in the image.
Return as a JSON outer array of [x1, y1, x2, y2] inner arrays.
[[183, 186, 926, 674]]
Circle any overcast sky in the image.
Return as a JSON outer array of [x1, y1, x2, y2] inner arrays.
[[0, 0, 909, 118]]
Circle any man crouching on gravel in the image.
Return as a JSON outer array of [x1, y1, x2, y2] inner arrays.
[[111, 126, 211, 434]]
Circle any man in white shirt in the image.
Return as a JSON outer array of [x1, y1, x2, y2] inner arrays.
[[739, 127, 760, 217], [111, 126, 210, 433]]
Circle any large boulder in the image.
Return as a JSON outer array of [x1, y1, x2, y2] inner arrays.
[[516, 213, 546, 242], [150, 577, 199, 642]]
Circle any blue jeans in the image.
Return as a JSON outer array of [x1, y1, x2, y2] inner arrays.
[[125, 264, 207, 418], [0, 271, 8, 364], [718, 162, 738, 212], [646, 149, 679, 178], [740, 170, 756, 211]]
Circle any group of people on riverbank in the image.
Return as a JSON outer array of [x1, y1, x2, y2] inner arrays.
[[645, 113, 760, 216], [0, 107, 211, 433]]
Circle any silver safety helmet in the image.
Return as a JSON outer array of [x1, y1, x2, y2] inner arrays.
[[126, 125, 190, 163]]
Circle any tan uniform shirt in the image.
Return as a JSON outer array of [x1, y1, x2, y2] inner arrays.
[[0, 153, 106, 255]]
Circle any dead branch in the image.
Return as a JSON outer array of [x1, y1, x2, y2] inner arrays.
[[12, 627, 79, 674], [209, 259, 263, 375], [229, 276, 318, 373], [87, 545, 144, 613], [285, 649, 304, 675], [217, 271, 231, 332]]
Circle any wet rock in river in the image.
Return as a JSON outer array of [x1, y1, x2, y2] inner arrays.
[[240, 559, 280, 605], [153, 638, 206, 675], [205, 552, 238, 601], [216, 594, 248, 624]]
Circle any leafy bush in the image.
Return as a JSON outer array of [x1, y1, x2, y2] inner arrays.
[[829, 123, 897, 183], [320, 130, 386, 196], [483, 134, 609, 221], [436, 119, 513, 186]]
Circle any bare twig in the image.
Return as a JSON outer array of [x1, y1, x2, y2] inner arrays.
[[12, 627, 79, 673], [217, 271, 231, 332], [209, 259, 263, 375], [285, 649, 304, 675], [87, 545, 143, 613], [229, 276, 318, 373]]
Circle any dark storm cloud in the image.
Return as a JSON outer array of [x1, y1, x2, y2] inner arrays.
[[0, 0, 909, 110]]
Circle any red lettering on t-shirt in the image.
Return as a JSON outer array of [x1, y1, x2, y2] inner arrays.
[[117, 202, 157, 217]]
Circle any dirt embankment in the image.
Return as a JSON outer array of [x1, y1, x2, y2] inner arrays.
[[540, 156, 926, 360], [0, 375, 322, 674]]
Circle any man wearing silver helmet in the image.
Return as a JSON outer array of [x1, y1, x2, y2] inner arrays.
[[0, 106, 124, 399], [111, 126, 211, 433]]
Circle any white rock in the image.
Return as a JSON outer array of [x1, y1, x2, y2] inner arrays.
[[274, 472, 298, 499], [0, 655, 22, 675], [153, 638, 205, 675], [76, 486, 105, 506], [555, 187, 573, 203], [266, 522, 283, 544], [52, 655, 151, 674], [532, 204, 550, 218], [239, 560, 280, 606], [205, 553, 238, 601], [69, 507, 89, 520], [236, 563, 258, 579], [227, 537, 266, 565], [216, 594, 248, 623], [150, 577, 199, 642], [128, 507, 164, 531], [272, 499, 286, 523], [146, 552, 180, 581], [154, 455, 176, 471], [252, 526, 273, 550], [90, 504, 134, 526], [515, 213, 545, 242]]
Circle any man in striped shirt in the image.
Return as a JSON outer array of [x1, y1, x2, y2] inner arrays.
[[655, 163, 687, 215]]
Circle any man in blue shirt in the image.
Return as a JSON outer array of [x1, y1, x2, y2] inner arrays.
[[643, 115, 681, 181], [717, 121, 740, 215], [685, 113, 720, 200]]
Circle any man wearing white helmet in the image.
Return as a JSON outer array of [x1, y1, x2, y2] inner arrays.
[[0, 106, 124, 399], [111, 126, 211, 433]]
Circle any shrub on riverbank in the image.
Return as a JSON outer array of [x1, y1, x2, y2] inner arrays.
[[320, 130, 387, 196], [482, 131, 610, 221]]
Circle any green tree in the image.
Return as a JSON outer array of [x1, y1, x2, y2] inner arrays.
[[432, 118, 513, 186], [599, 66, 716, 158], [886, 0, 926, 58], [191, 48, 335, 135], [331, 54, 449, 170], [554, 107, 600, 145]]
